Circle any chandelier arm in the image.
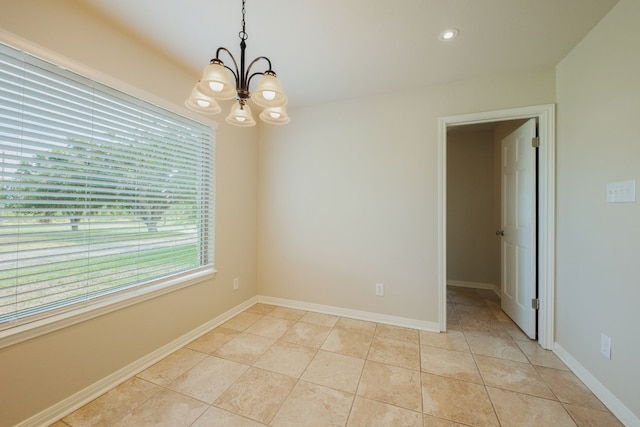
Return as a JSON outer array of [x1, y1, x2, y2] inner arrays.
[[245, 56, 273, 76], [246, 71, 267, 89], [244, 56, 274, 90], [215, 47, 241, 86]]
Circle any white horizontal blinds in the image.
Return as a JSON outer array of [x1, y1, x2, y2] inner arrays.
[[0, 41, 214, 325]]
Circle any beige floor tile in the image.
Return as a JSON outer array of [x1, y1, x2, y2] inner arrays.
[[245, 303, 277, 315], [492, 308, 515, 324], [455, 303, 497, 320], [268, 306, 306, 321], [63, 377, 161, 426], [57, 289, 618, 427], [420, 345, 482, 384], [301, 349, 365, 393], [487, 387, 577, 426], [422, 414, 469, 426], [321, 327, 373, 359], [446, 311, 460, 324], [214, 367, 298, 424], [137, 348, 208, 386], [221, 311, 264, 331], [465, 331, 529, 363], [375, 324, 420, 344], [168, 355, 249, 403], [245, 316, 295, 339], [213, 332, 275, 365], [421, 373, 499, 426], [460, 317, 511, 336], [186, 327, 239, 354], [334, 317, 377, 335], [536, 366, 607, 411], [459, 311, 504, 326], [253, 340, 316, 378], [49, 422, 70, 427], [503, 321, 532, 341], [368, 335, 421, 370], [515, 340, 569, 370], [475, 355, 555, 399], [449, 293, 487, 307], [279, 321, 332, 348], [347, 396, 422, 427], [271, 381, 353, 427], [358, 360, 422, 412], [445, 316, 462, 331], [112, 388, 208, 427], [192, 406, 267, 427], [563, 403, 624, 427], [476, 288, 500, 300], [419, 330, 469, 352], [299, 311, 339, 327]]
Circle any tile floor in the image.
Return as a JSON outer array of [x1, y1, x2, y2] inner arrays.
[[52, 286, 623, 426]]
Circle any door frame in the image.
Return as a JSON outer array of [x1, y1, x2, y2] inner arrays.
[[437, 104, 555, 349]]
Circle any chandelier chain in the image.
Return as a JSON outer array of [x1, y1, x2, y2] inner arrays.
[[239, 0, 248, 41]]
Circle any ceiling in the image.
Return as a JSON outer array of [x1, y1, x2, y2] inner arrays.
[[82, 0, 618, 109]]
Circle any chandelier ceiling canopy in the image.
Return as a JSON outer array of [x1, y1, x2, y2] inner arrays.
[[185, 0, 289, 126]]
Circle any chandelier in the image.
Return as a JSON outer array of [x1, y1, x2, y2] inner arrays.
[[185, 0, 289, 126]]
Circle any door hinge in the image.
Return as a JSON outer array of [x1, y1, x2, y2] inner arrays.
[[531, 298, 540, 310], [531, 137, 540, 148]]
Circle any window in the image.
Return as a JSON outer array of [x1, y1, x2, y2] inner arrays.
[[0, 41, 215, 332]]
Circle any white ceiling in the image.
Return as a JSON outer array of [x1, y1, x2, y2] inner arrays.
[[82, 0, 618, 108]]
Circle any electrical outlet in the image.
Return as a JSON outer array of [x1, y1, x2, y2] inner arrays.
[[600, 333, 611, 359], [233, 278, 239, 291], [375, 283, 384, 296]]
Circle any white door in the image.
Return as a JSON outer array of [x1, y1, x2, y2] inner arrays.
[[500, 119, 537, 339]]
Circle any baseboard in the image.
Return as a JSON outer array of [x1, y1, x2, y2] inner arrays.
[[553, 343, 640, 427], [447, 280, 501, 297], [16, 296, 258, 427], [258, 295, 440, 332]]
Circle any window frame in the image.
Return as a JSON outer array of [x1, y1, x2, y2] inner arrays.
[[0, 30, 217, 349]]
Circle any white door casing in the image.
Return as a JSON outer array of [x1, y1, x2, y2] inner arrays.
[[438, 104, 555, 349], [500, 119, 537, 338]]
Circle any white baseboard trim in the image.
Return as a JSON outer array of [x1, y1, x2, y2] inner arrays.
[[16, 296, 258, 427], [553, 343, 640, 427], [447, 280, 501, 297], [258, 295, 440, 332]]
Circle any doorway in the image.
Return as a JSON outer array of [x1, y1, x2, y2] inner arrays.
[[437, 105, 555, 349]]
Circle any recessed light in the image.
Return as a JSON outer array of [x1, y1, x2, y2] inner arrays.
[[439, 28, 459, 41]]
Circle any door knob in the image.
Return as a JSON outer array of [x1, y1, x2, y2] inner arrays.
[[496, 230, 504, 236]]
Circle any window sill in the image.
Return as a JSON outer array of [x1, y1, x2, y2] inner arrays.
[[0, 267, 217, 350]]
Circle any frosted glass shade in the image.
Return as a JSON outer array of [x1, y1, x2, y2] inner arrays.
[[252, 72, 287, 107], [226, 101, 256, 127], [259, 106, 290, 125], [197, 61, 236, 100], [184, 87, 222, 114]]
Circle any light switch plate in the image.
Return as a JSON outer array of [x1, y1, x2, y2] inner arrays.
[[606, 180, 636, 203]]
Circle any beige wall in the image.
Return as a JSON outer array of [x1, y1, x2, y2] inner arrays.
[[0, 1, 258, 426], [446, 128, 499, 286], [258, 69, 556, 323], [556, 0, 640, 420]]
